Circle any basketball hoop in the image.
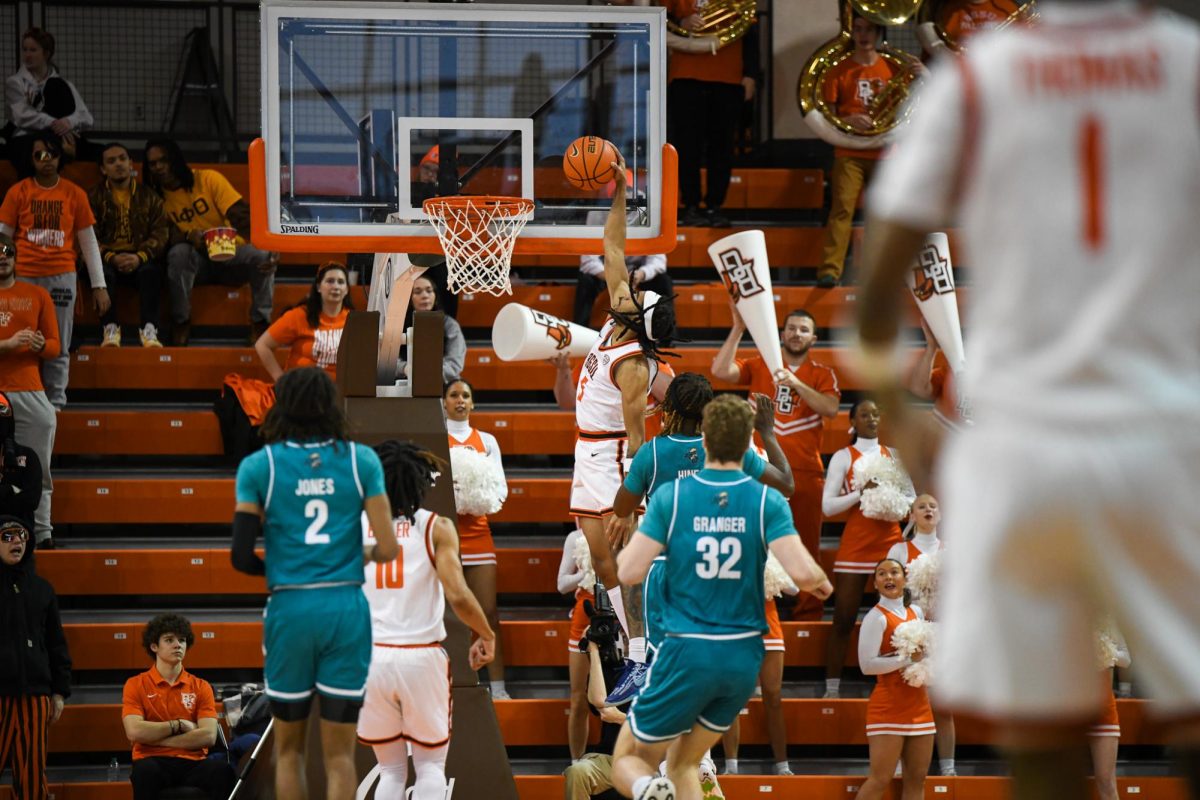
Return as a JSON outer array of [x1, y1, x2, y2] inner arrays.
[[422, 196, 535, 297]]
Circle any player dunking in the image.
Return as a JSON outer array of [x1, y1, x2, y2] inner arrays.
[[856, 6, 1200, 800], [358, 440, 495, 800], [571, 155, 680, 684], [231, 367, 399, 800], [612, 395, 831, 800]]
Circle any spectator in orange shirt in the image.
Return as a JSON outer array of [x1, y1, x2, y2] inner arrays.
[[663, 0, 759, 227], [817, 14, 897, 288], [121, 613, 235, 800], [0, 133, 110, 409], [936, 0, 1020, 48], [254, 261, 354, 381], [0, 232, 60, 547], [711, 301, 841, 620]]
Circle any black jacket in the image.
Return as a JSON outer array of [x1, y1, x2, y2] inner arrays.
[[0, 443, 42, 532], [0, 519, 71, 698]]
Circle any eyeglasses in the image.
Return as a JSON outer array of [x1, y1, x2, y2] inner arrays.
[[33, 149, 58, 162], [0, 244, 14, 258], [0, 529, 30, 544]]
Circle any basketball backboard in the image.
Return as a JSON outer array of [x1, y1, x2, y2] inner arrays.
[[251, 0, 675, 256]]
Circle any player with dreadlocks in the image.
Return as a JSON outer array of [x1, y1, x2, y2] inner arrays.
[[570, 152, 683, 699], [358, 440, 495, 800]]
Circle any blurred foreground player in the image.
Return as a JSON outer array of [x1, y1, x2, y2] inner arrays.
[[857, 6, 1200, 799], [231, 367, 399, 800], [359, 440, 495, 800]]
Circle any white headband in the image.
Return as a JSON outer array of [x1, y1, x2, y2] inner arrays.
[[641, 290, 661, 341]]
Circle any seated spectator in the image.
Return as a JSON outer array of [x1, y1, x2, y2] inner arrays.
[[0, 393, 42, 533], [142, 138, 277, 346], [121, 613, 235, 800], [0, 515, 71, 800], [401, 274, 464, 383], [90, 143, 171, 348], [3, 28, 98, 177], [0, 133, 110, 410], [255, 261, 353, 381], [0, 231, 60, 547]]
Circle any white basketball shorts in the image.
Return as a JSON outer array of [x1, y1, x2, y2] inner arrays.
[[357, 645, 452, 748], [934, 422, 1200, 722], [570, 434, 629, 519]]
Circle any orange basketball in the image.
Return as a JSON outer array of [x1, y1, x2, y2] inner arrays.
[[563, 136, 619, 191]]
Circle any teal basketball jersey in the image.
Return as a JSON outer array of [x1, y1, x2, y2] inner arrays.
[[623, 434, 766, 500], [639, 468, 795, 637], [236, 439, 386, 590]]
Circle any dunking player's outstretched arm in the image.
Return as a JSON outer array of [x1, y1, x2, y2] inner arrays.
[[433, 515, 496, 671], [602, 154, 632, 305], [769, 534, 833, 600], [616, 356, 650, 457]]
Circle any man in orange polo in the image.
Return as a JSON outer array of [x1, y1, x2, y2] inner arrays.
[[121, 614, 235, 800], [711, 303, 840, 620]]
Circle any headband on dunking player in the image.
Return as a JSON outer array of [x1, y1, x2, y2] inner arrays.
[[641, 290, 662, 341]]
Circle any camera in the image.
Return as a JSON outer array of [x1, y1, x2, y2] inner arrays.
[[580, 581, 623, 671]]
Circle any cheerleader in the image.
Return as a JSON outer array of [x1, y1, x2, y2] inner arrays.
[[1091, 628, 1131, 800], [559, 528, 597, 762], [823, 399, 913, 698], [444, 378, 509, 698], [885, 494, 955, 776], [856, 558, 936, 800]]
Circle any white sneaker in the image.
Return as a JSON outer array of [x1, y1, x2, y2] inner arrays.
[[822, 688, 840, 699], [101, 323, 121, 347], [636, 776, 675, 800], [139, 323, 163, 348], [490, 687, 511, 700], [774, 763, 794, 776], [698, 757, 717, 784]]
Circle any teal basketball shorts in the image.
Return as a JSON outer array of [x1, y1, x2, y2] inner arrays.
[[627, 634, 764, 742], [263, 585, 372, 704]]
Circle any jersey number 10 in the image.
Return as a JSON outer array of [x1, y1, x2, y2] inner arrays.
[[374, 554, 404, 590], [695, 536, 742, 580]]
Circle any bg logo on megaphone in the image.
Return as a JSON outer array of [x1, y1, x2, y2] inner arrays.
[[530, 309, 572, 351], [911, 243, 955, 302], [716, 247, 766, 300]]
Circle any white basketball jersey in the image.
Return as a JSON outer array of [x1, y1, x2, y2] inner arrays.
[[871, 4, 1200, 428], [362, 508, 446, 645], [575, 318, 660, 433]]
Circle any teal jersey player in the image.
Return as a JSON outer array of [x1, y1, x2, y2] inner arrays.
[[235, 440, 386, 590], [623, 435, 766, 500]]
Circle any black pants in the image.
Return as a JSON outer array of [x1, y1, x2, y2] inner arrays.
[[573, 271, 674, 327], [667, 79, 743, 210], [130, 755, 237, 800], [100, 257, 164, 330]]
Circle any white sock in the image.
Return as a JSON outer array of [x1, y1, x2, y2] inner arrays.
[[632, 775, 652, 799], [724, 758, 738, 774], [373, 741, 409, 799], [412, 742, 449, 799], [607, 586, 630, 637], [939, 758, 956, 773], [702, 749, 712, 762], [490, 680, 507, 695], [774, 761, 791, 774], [628, 636, 647, 664], [825, 678, 840, 693]]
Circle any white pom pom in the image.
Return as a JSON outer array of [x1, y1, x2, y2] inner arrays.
[[891, 618, 936, 688], [449, 446, 506, 516], [1094, 621, 1120, 670], [573, 533, 596, 591], [763, 552, 797, 599], [906, 552, 942, 613], [851, 451, 913, 522]]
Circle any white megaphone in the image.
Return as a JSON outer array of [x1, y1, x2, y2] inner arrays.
[[491, 303, 600, 361], [906, 232, 966, 376], [708, 230, 784, 374]]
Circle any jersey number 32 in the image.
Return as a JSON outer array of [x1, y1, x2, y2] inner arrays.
[[695, 536, 742, 580]]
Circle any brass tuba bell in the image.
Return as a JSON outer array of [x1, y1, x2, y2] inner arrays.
[[797, 1, 924, 150], [665, 0, 758, 54]]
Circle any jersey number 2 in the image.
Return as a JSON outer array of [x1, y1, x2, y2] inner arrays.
[[695, 536, 743, 580], [304, 499, 330, 545]]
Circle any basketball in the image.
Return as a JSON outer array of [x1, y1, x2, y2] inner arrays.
[[563, 136, 619, 191]]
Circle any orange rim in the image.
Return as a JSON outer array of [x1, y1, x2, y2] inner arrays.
[[422, 195, 534, 219]]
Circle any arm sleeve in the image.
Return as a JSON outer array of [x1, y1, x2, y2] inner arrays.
[[868, 59, 968, 230], [763, 489, 796, 545], [5, 77, 55, 130], [557, 530, 585, 594], [814, 363, 842, 399], [621, 442, 654, 497], [480, 431, 508, 504], [14, 449, 43, 517], [231, 511, 265, 576], [355, 444, 388, 500], [442, 317, 466, 382], [64, 79, 93, 131], [76, 227, 106, 289], [822, 449, 860, 516], [857, 608, 907, 676], [44, 588, 72, 697], [579, 254, 604, 277], [639, 254, 667, 280], [638, 483, 675, 546], [740, 449, 766, 480]]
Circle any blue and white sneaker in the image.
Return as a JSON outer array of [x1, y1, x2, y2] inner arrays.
[[605, 659, 649, 706]]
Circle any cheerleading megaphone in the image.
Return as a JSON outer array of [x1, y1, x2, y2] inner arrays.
[[491, 303, 600, 361], [906, 232, 966, 376], [708, 230, 784, 374]]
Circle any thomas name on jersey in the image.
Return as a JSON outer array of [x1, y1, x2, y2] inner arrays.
[[295, 478, 335, 496], [693, 516, 747, 534]]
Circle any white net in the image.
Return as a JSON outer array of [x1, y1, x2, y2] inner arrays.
[[423, 196, 535, 297]]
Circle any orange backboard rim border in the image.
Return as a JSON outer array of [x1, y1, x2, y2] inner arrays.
[[248, 138, 679, 257]]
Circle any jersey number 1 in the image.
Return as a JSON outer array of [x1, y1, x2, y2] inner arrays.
[[696, 536, 743, 580], [1079, 115, 1105, 252]]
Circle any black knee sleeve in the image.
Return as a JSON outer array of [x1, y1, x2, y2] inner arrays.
[[269, 696, 313, 722], [318, 695, 363, 724]]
